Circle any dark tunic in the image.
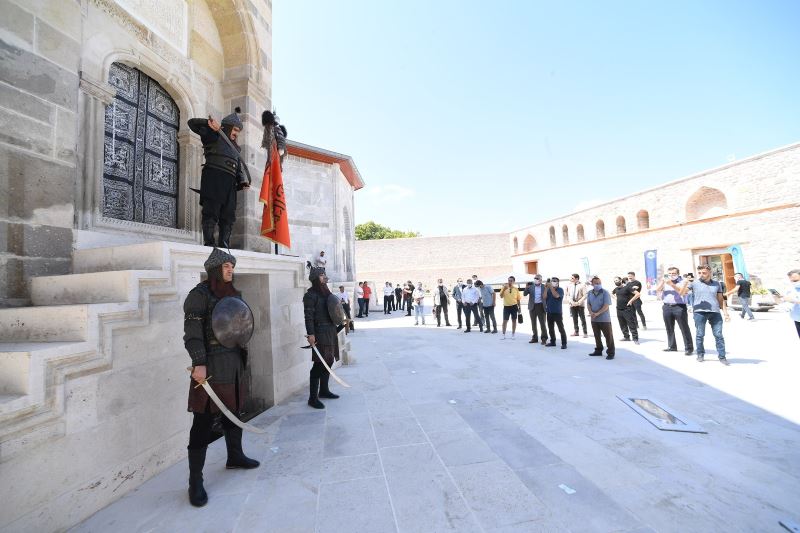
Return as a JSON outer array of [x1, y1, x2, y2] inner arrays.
[[303, 289, 345, 366], [187, 118, 249, 200], [183, 282, 247, 413]]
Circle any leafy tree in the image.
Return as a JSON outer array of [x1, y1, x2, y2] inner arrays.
[[355, 221, 420, 240]]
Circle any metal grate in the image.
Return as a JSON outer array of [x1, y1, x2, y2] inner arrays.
[[617, 396, 707, 433]]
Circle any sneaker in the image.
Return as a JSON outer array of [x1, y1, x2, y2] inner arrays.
[[719, 358, 730, 366], [620, 337, 631, 342], [633, 340, 640, 345], [582, 333, 588, 338], [696, 355, 705, 362], [422, 321, 426, 325], [414, 322, 418, 326], [570, 332, 579, 337], [501, 334, 506, 340], [685, 350, 693, 356], [511, 334, 516, 340], [642, 326, 647, 330]]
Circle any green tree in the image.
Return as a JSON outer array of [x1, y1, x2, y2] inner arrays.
[[355, 221, 420, 240]]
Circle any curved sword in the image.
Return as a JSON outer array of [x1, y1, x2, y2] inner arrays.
[[310, 345, 351, 388], [187, 368, 266, 434]]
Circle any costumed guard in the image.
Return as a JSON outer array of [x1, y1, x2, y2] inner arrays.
[[303, 266, 346, 409], [183, 248, 259, 507], [188, 108, 251, 248]]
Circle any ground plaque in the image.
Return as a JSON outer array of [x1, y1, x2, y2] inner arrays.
[[617, 396, 707, 433]]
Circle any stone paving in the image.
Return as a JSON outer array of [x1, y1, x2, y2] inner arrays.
[[74, 303, 800, 532]]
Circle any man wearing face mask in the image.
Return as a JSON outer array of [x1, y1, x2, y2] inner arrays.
[[432, 278, 452, 327], [587, 276, 615, 359], [566, 274, 588, 338], [779, 269, 800, 339], [612, 275, 639, 345], [656, 267, 693, 355], [452, 279, 465, 329], [461, 279, 483, 333], [412, 282, 426, 325], [524, 275, 548, 345], [499, 276, 520, 339], [679, 264, 730, 364], [543, 277, 567, 349]]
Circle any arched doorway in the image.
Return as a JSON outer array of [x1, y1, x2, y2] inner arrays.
[[103, 62, 180, 227]]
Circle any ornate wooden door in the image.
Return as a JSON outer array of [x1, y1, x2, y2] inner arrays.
[[102, 62, 180, 227]]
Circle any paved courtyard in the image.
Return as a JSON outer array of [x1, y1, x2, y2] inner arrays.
[[75, 303, 800, 532]]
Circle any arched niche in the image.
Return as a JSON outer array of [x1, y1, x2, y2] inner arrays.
[[686, 187, 728, 221]]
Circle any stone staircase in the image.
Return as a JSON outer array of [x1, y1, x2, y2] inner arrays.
[[0, 243, 179, 458]]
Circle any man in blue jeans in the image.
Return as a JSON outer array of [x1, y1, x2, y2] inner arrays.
[[680, 265, 731, 365]]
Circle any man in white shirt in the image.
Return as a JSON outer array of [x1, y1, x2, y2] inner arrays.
[[355, 281, 365, 318], [314, 251, 327, 270], [566, 273, 588, 338], [412, 282, 426, 325], [461, 279, 483, 333], [338, 285, 354, 331], [383, 282, 394, 314]]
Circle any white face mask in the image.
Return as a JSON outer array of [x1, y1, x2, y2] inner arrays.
[[552, 281, 559, 287], [534, 280, 541, 285]]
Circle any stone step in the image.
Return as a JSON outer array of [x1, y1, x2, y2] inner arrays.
[[31, 270, 169, 306], [0, 342, 92, 414], [0, 306, 89, 342], [73, 242, 170, 273]]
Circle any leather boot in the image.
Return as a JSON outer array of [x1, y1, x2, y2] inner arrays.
[[218, 223, 232, 249], [224, 426, 260, 469], [188, 448, 208, 507], [308, 377, 325, 409], [319, 373, 339, 399], [202, 220, 216, 247]]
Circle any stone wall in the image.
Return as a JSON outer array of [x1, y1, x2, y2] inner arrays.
[[509, 143, 800, 289], [355, 233, 513, 289], [1, 0, 275, 307], [281, 145, 360, 285], [0, 0, 83, 306]]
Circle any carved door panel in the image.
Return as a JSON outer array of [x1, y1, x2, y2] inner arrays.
[[102, 62, 180, 227]]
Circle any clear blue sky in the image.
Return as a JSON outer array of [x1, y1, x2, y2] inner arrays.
[[273, 0, 800, 237]]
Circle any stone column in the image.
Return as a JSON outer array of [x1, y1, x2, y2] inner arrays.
[[76, 73, 116, 231], [177, 132, 204, 240]]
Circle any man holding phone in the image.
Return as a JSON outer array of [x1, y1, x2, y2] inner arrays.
[[500, 276, 521, 339], [656, 267, 693, 355]]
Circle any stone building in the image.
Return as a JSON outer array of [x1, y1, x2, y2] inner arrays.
[[0, 1, 361, 530], [509, 142, 800, 291], [356, 233, 513, 290]]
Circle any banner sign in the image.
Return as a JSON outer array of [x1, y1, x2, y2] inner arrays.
[[581, 257, 591, 280], [727, 245, 748, 280], [644, 250, 658, 295]]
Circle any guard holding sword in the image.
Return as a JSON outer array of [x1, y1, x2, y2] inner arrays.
[[184, 247, 259, 507], [187, 108, 252, 248], [304, 266, 347, 409]]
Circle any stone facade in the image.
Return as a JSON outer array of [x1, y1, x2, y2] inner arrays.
[[1, 0, 274, 307], [356, 233, 513, 289], [282, 140, 364, 285], [509, 142, 800, 290]]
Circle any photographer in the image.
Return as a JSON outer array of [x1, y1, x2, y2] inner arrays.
[[655, 267, 693, 355], [524, 275, 548, 344], [543, 277, 567, 349], [612, 275, 640, 345]]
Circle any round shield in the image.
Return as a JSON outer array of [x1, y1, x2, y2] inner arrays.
[[211, 297, 254, 348]]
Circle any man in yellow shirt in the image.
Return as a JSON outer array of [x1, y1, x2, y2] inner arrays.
[[499, 276, 521, 340]]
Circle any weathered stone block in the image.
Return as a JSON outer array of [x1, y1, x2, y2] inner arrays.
[[17, 0, 82, 37], [0, 82, 55, 124], [0, 105, 53, 156], [55, 107, 77, 161], [0, 145, 76, 225], [0, 38, 78, 109], [1, 256, 70, 300], [34, 17, 80, 73], [1, 222, 73, 258], [0, 0, 34, 50]]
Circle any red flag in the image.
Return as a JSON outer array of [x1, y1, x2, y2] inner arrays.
[[259, 141, 291, 248]]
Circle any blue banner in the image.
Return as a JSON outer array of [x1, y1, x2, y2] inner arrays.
[[644, 250, 658, 295], [727, 245, 748, 280], [581, 257, 590, 279]]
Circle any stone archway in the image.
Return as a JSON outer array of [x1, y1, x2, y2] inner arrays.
[[686, 187, 728, 221]]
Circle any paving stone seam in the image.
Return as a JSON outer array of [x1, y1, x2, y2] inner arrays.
[[365, 390, 402, 533]]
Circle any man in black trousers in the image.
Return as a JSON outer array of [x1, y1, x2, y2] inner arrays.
[[656, 267, 693, 354], [524, 275, 548, 345]]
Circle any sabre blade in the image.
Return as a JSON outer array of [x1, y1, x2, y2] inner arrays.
[[187, 368, 266, 434], [311, 345, 351, 388]]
